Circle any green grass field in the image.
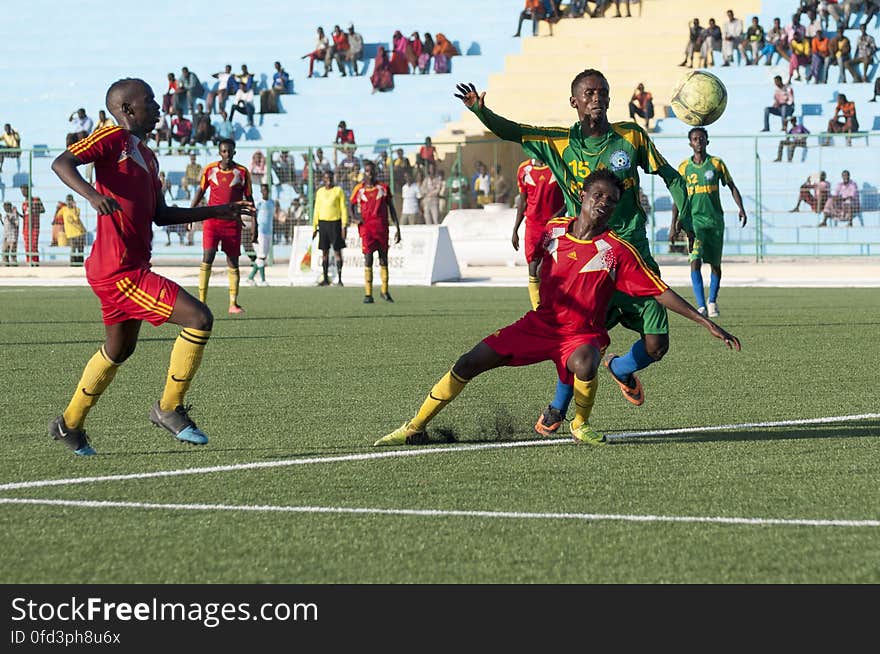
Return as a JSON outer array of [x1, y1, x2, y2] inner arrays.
[[1, 284, 878, 584]]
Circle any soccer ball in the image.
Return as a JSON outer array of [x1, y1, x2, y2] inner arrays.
[[669, 71, 728, 126]]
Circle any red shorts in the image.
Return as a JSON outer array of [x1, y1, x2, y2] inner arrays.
[[482, 311, 607, 382], [202, 219, 242, 257], [358, 222, 389, 255], [90, 268, 180, 326], [524, 220, 547, 263]]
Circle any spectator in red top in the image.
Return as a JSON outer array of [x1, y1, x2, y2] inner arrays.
[[328, 25, 351, 77], [418, 137, 436, 169], [162, 72, 178, 114], [370, 46, 394, 93], [390, 30, 412, 74], [170, 110, 193, 152], [335, 120, 356, 157], [409, 32, 424, 73], [20, 185, 45, 266], [628, 83, 655, 131], [825, 93, 859, 146]]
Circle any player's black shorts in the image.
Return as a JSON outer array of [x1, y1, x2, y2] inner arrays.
[[318, 220, 346, 251]]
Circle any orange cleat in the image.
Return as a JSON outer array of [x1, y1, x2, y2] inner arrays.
[[602, 353, 645, 406]]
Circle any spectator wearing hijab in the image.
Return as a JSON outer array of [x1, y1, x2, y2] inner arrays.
[[370, 46, 394, 93], [432, 33, 459, 74], [390, 30, 412, 74]]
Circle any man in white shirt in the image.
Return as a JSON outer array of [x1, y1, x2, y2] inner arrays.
[[67, 108, 93, 146], [722, 9, 744, 66], [420, 163, 444, 225], [400, 170, 422, 225]]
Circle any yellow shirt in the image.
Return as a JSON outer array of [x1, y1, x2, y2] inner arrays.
[[60, 206, 86, 239], [1, 131, 20, 148], [312, 185, 348, 227]]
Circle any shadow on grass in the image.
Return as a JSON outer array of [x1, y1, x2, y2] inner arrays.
[[610, 420, 880, 445]]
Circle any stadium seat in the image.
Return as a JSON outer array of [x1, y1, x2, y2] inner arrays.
[[165, 171, 185, 187], [31, 144, 50, 157], [373, 138, 390, 154], [12, 172, 30, 187], [872, 116, 880, 131], [801, 104, 822, 117]]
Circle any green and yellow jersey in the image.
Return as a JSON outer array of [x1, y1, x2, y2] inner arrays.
[[677, 155, 732, 230], [470, 104, 692, 268]]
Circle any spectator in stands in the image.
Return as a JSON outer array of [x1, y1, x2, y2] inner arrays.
[[182, 153, 202, 199], [337, 150, 361, 196], [825, 93, 859, 145], [391, 30, 412, 74], [370, 45, 394, 93], [93, 110, 114, 132], [761, 75, 795, 132], [819, 170, 860, 226], [628, 83, 655, 131], [418, 137, 436, 168], [179, 67, 203, 116], [250, 150, 267, 187], [212, 109, 234, 144], [679, 17, 702, 67], [803, 7, 823, 38], [421, 32, 435, 71], [392, 148, 412, 181], [51, 201, 65, 246], [162, 72, 178, 114], [698, 18, 722, 68], [862, 0, 880, 27], [399, 169, 422, 224], [302, 27, 330, 78], [272, 150, 297, 193], [206, 65, 234, 115], [515, 0, 546, 37], [260, 61, 290, 115], [229, 67, 255, 127], [788, 30, 812, 82], [826, 25, 852, 83], [774, 116, 810, 162], [810, 28, 831, 83], [192, 103, 214, 145], [0, 123, 21, 173], [66, 108, 93, 146], [346, 24, 364, 76], [827, 0, 858, 29], [472, 161, 492, 207], [312, 147, 333, 178], [170, 109, 193, 152], [791, 170, 830, 212], [492, 164, 512, 205], [287, 197, 307, 241], [420, 162, 444, 224], [335, 121, 356, 157], [409, 32, 424, 73], [846, 24, 876, 83], [1, 201, 20, 265], [374, 149, 390, 182], [60, 194, 86, 266], [870, 77, 880, 101], [722, 9, 744, 66], [328, 25, 351, 77], [755, 17, 785, 65], [740, 16, 765, 65], [19, 185, 44, 266], [150, 113, 171, 150], [432, 33, 459, 74], [158, 171, 175, 203]]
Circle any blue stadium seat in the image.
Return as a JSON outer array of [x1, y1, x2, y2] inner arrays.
[[32, 144, 50, 157], [801, 103, 822, 117], [872, 116, 880, 131], [373, 138, 390, 154], [165, 171, 185, 187], [12, 172, 30, 187]]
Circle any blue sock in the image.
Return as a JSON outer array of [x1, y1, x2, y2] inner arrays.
[[708, 272, 721, 304], [551, 379, 573, 413], [610, 339, 655, 382], [690, 269, 706, 308]]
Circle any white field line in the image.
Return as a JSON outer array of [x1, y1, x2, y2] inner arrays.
[[1, 413, 877, 493], [0, 497, 877, 528]]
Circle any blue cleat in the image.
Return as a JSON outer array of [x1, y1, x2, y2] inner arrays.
[[150, 401, 209, 445], [49, 416, 97, 456]]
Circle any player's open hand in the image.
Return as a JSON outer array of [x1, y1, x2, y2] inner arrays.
[[707, 322, 741, 351], [454, 83, 485, 110], [217, 200, 256, 226], [89, 193, 122, 216]]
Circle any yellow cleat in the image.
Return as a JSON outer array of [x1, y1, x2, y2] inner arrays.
[[570, 421, 607, 446], [373, 422, 429, 447]]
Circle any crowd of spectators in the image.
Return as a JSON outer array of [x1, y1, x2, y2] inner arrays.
[[515, 0, 638, 38]]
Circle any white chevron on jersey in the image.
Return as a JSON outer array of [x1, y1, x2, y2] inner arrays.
[[578, 238, 617, 280]]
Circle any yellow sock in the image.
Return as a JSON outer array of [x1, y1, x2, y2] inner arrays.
[[160, 328, 211, 411], [380, 265, 389, 294], [528, 275, 540, 310], [410, 370, 469, 431], [198, 263, 211, 303], [570, 375, 598, 430], [63, 347, 120, 429], [364, 267, 373, 297], [227, 267, 240, 307]]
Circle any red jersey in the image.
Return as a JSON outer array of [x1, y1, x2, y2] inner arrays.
[[199, 161, 252, 207], [517, 160, 564, 227], [536, 217, 667, 337], [350, 182, 390, 225], [68, 126, 160, 284]]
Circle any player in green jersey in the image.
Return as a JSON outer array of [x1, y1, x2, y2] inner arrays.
[[454, 71, 695, 435], [670, 127, 747, 318]]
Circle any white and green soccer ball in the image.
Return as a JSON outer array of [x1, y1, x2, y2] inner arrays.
[[670, 70, 728, 126]]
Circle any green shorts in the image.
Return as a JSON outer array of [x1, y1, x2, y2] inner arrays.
[[688, 225, 724, 267], [605, 291, 669, 336]]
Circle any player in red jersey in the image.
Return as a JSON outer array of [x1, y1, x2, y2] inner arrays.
[[190, 138, 254, 314], [350, 162, 401, 303], [375, 170, 740, 447], [48, 78, 254, 456], [511, 157, 565, 310]]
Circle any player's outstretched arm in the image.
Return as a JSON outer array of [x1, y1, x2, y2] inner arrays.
[[155, 191, 255, 227], [454, 82, 526, 144], [51, 150, 121, 216], [655, 288, 741, 351]]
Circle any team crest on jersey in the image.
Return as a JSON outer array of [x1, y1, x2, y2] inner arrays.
[[609, 150, 631, 172], [704, 169, 715, 181]]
